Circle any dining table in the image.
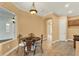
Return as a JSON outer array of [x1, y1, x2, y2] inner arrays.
[[73, 35, 79, 49]]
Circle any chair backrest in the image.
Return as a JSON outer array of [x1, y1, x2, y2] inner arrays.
[[28, 33, 35, 37], [17, 34, 23, 44], [41, 34, 43, 44]]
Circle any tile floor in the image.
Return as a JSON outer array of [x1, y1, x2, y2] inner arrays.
[[17, 40, 75, 56]]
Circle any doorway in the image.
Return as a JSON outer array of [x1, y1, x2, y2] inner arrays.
[[47, 19, 53, 42], [59, 16, 67, 41]]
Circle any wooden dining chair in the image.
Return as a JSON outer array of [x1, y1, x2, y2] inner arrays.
[[35, 34, 43, 54], [41, 35, 43, 53]]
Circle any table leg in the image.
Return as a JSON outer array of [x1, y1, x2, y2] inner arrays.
[[74, 40, 76, 49]]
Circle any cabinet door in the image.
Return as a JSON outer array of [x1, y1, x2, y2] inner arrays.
[[68, 20, 79, 26]]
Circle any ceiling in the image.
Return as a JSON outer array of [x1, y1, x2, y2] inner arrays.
[[12, 2, 79, 16]]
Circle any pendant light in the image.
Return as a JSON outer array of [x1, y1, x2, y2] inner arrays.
[[29, 2, 37, 15]]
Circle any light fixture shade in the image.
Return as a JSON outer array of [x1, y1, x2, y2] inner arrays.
[[30, 9, 37, 15], [30, 2, 37, 15]]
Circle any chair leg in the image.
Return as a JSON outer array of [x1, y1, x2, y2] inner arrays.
[[24, 47, 26, 56], [41, 46, 43, 53], [24, 46, 27, 56], [33, 46, 37, 55]]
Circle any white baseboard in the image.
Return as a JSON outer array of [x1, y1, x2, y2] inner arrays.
[[3, 45, 18, 56], [68, 39, 73, 41], [52, 40, 60, 44], [52, 39, 71, 44], [60, 40, 68, 41], [0, 39, 15, 45]]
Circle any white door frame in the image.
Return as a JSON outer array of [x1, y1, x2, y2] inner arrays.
[[47, 19, 53, 41]]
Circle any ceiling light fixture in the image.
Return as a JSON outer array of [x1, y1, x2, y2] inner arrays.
[[68, 10, 72, 14], [65, 3, 70, 8], [29, 2, 37, 15]]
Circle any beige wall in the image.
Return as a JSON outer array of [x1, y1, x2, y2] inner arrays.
[[68, 26, 79, 39], [17, 12, 45, 37], [52, 15, 59, 41]]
